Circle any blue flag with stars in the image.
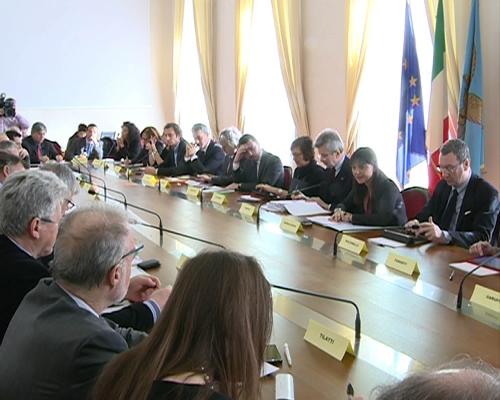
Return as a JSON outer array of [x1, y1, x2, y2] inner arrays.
[[396, 1, 427, 187]]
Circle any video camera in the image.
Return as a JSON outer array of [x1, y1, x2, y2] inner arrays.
[[0, 93, 16, 118]]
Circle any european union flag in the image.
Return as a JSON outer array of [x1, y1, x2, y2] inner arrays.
[[396, 1, 427, 187]]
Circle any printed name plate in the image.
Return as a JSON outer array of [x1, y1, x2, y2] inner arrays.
[[470, 285, 500, 313], [211, 192, 227, 205], [92, 159, 106, 169], [142, 174, 158, 188], [304, 319, 355, 361], [239, 203, 257, 217], [186, 186, 202, 198], [386, 252, 420, 275], [280, 216, 303, 234], [338, 235, 368, 255], [159, 179, 171, 193]]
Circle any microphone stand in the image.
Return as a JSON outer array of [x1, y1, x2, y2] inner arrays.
[[271, 283, 361, 339], [456, 250, 500, 309]]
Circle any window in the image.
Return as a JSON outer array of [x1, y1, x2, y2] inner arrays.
[[176, 0, 209, 135], [243, 0, 295, 166], [357, 0, 432, 188]]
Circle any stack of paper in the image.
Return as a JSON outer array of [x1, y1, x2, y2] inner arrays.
[[307, 215, 383, 232]]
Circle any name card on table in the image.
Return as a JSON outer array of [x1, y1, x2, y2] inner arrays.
[[186, 186, 202, 198], [338, 235, 367, 255], [142, 174, 158, 188], [304, 319, 355, 361], [80, 181, 92, 192], [470, 285, 500, 313], [92, 159, 106, 169], [385, 252, 420, 276], [211, 192, 227, 205], [114, 165, 125, 175], [176, 254, 191, 271], [280, 216, 303, 234], [159, 179, 171, 193], [239, 203, 257, 217]]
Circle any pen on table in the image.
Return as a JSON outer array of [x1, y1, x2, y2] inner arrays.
[[346, 383, 354, 400], [283, 343, 292, 367], [449, 270, 455, 281]]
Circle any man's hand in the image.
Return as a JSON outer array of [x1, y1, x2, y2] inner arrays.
[[226, 182, 240, 191], [404, 219, 420, 230], [56, 154, 63, 162], [149, 285, 172, 310], [416, 217, 447, 244], [256, 184, 272, 192], [126, 275, 161, 303], [469, 241, 496, 257], [41, 155, 50, 163], [233, 145, 247, 163], [144, 166, 157, 176], [185, 143, 198, 158], [197, 174, 212, 183]]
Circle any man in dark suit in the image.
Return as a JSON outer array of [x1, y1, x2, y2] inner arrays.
[[0, 170, 170, 342], [183, 123, 225, 175], [406, 139, 499, 248], [144, 122, 189, 177], [230, 134, 284, 192], [0, 205, 162, 400], [22, 121, 62, 164], [295, 129, 353, 209]]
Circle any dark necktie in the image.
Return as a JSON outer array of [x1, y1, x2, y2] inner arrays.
[[441, 189, 458, 230], [37, 144, 43, 161]]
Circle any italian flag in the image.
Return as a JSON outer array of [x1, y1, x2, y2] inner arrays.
[[426, 0, 455, 193]]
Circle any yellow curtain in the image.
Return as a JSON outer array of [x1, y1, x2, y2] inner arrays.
[[193, 0, 218, 136], [345, 0, 374, 155], [172, 0, 185, 121], [425, 0, 465, 134], [235, 0, 254, 132], [271, 0, 310, 136]]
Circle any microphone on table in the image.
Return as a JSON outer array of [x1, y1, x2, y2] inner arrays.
[[456, 249, 500, 309], [88, 189, 163, 240], [83, 179, 127, 209], [288, 182, 324, 197], [271, 283, 361, 339]]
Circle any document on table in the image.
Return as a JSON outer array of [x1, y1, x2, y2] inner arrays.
[[449, 261, 499, 277], [368, 236, 407, 248], [261, 200, 330, 216], [307, 215, 383, 232]]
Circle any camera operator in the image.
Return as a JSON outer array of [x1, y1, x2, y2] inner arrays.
[[0, 95, 29, 136]]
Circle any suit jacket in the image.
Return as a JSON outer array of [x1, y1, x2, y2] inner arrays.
[[0, 235, 153, 343], [114, 130, 142, 161], [211, 154, 235, 186], [289, 161, 326, 197], [0, 278, 145, 400], [319, 157, 353, 209], [338, 173, 407, 226], [416, 174, 500, 247], [22, 135, 59, 164], [234, 151, 284, 192], [186, 140, 225, 175], [157, 139, 189, 176], [64, 135, 86, 161]]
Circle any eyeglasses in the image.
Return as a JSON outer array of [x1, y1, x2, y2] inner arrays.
[[65, 199, 76, 211], [437, 163, 461, 174], [119, 243, 145, 262], [39, 217, 58, 225]]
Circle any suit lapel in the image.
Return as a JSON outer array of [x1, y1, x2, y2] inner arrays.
[[455, 175, 475, 229]]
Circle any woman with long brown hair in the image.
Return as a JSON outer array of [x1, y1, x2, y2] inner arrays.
[[93, 250, 273, 400]]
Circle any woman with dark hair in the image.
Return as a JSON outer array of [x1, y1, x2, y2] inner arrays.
[[64, 123, 87, 161], [256, 136, 325, 197], [114, 121, 142, 161], [131, 126, 165, 166], [93, 250, 273, 400], [332, 147, 407, 226]]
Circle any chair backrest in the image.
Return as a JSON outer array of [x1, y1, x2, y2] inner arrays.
[[401, 186, 429, 221], [283, 166, 293, 190]]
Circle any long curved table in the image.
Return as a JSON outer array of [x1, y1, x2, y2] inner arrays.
[[76, 168, 500, 399]]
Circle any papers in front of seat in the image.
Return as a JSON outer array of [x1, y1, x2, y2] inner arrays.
[[449, 261, 499, 277], [307, 215, 383, 232], [368, 236, 407, 248], [202, 186, 235, 193], [261, 200, 330, 217]]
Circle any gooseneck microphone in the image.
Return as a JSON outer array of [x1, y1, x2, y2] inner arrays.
[[136, 220, 225, 250], [88, 189, 163, 239], [271, 283, 361, 339], [456, 250, 500, 309], [84, 179, 127, 209]]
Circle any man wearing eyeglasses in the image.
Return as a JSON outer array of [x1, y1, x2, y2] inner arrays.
[[0, 170, 170, 343], [405, 139, 499, 247], [0, 204, 162, 400]]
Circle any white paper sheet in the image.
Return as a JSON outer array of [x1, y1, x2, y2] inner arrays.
[[449, 261, 499, 277], [307, 215, 383, 231], [368, 237, 407, 248], [282, 200, 331, 217]]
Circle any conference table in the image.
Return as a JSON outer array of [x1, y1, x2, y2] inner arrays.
[[75, 166, 500, 399]]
